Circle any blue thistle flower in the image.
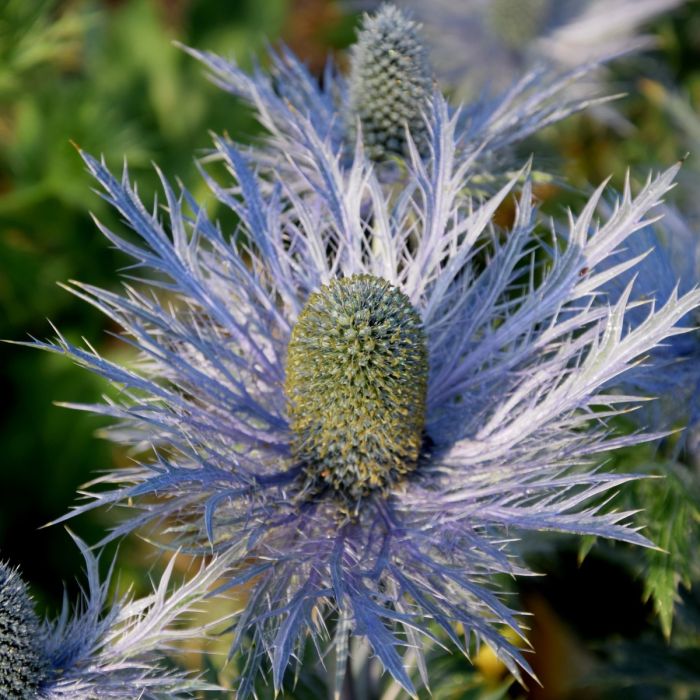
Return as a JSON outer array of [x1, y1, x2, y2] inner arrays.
[[357, 0, 684, 98], [348, 4, 432, 159], [0, 534, 230, 699], [28, 85, 700, 697]]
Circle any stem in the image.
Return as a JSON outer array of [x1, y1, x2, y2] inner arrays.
[[341, 653, 357, 700]]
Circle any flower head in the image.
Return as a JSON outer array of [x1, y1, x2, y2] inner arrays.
[[286, 274, 428, 503], [31, 81, 700, 697], [348, 4, 432, 159], [0, 562, 49, 699], [361, 0, 684, 98], [1, 534, 230, 699]]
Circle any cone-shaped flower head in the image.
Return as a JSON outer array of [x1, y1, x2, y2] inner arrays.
[[0, 562, 48, 699], [349, 4, 433, 158], [286, 275, 428, 503], [184, 2, 620, 196]]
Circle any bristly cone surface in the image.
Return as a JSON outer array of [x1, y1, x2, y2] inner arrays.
[[286, 275, 428, 504], [0, 563, 48, 699], [348, 4, 432, 159]]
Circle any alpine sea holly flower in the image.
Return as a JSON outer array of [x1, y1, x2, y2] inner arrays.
[[0, 534, 230, 699], [357, 0, 684, 99], [184, 4, 612, 190], [30, 89, 700, 697]]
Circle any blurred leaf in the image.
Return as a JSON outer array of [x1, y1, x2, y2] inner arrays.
[[577, 534, 596, 566], [592, 587, 700, 700], [637, 463, 700, 640], [0, 0, 88, 99]]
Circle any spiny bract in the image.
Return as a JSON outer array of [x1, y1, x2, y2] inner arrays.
[[604, 208, 700, 436], [0, 562, 48, 700], [348, 4, 432, 159], [286, 274, 428, 503]]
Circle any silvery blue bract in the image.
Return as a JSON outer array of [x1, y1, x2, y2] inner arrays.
[[603, 206, 700, 439]]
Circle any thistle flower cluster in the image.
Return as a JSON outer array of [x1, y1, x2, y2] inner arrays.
[[38, 110, 700, 698], [17, 3, 700, 698]]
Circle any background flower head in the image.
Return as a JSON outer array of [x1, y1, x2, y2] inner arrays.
[[347, 4, 432, 159], [185, 3, 616, 194], [355, 0, 685, 99], [0, 533, 230, 699]]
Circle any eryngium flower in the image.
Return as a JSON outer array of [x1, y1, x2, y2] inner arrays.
[[360, 0, 684, 98], [0, 534, 230, 699], [36, 100, 700, 697], [185, 4, 610, 189], [348, 4, 432, 159]]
